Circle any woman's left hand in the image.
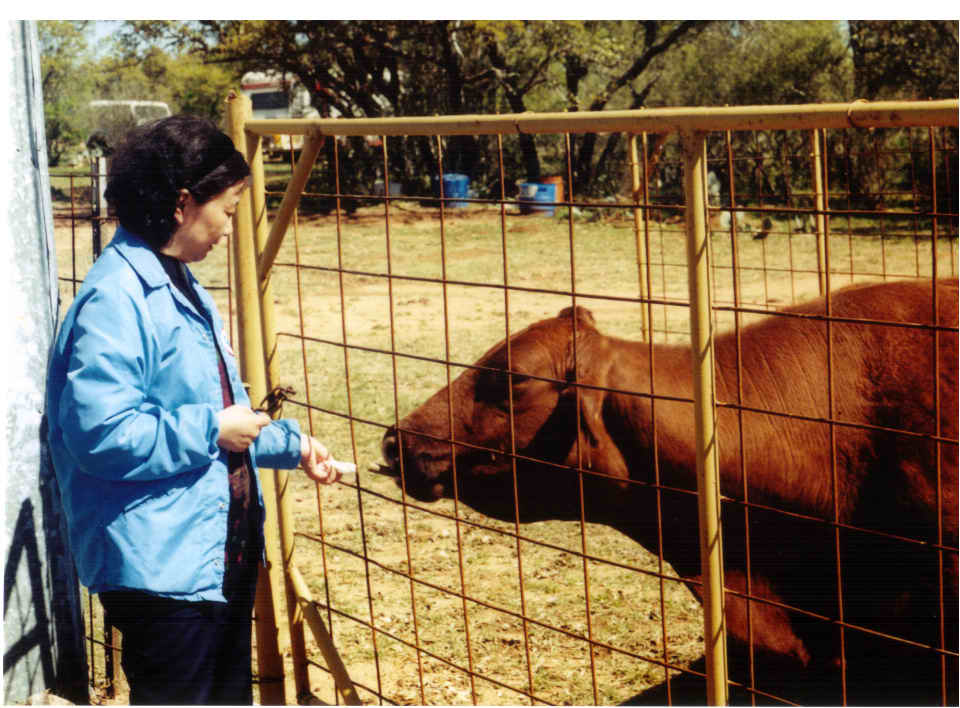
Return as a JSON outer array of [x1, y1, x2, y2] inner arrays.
[[300, 435, 341, 484]]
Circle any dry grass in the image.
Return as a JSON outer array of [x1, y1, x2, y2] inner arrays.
[[53, 199, 957, 706]]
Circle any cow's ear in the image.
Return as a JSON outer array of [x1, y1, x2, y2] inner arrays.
[[557, 305, 596, 329], [569, 384, 630, 490]]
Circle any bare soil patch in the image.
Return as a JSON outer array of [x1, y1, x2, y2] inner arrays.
[[54, 202, 956, 705]]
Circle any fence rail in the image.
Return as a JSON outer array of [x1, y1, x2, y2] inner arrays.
[[55, 97, 958, 706], [245, 99, 959, 137]]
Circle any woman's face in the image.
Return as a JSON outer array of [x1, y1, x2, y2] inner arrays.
[[163, 181, 247, 262]]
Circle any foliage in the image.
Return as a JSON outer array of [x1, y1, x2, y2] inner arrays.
[[38, 21, 94, 166], [112, 20, 708, 197], [38, 21, 242, 164], [648, 21, 853, 107], [41, 20, 958, 204], [559, 22, 711, 194], [845, 21, 958, 209], [646, 21, 856, 209], [849, 20, 959, 101], [95, 49, 239, 121]]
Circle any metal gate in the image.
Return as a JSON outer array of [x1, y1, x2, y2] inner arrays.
[[226, 98, 958, 706], [55, 98, 958, 705]]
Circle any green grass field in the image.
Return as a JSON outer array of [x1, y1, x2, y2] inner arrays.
[[53, 196, 957, 705]]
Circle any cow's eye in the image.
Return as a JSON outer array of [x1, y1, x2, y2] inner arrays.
[[476, 368, 529, 407], [475, 368, 505, 403], [506, 372, 530, 386]]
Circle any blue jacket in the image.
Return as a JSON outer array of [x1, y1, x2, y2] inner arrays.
[[46, 226, 302, 602]]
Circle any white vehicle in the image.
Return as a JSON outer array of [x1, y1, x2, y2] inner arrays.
[[240, 71, 319, 156], [86, 100, 172, 154], [89, 99, 172, 124]]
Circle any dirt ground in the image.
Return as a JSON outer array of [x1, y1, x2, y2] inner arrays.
[[54, 202, 957, 705], [247, 205, 711, 705]]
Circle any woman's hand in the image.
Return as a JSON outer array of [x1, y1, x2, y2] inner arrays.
[[217, 405, 271, 452], [300, 435, 341, 484]]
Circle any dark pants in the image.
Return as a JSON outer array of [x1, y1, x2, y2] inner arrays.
[[99, 574, 258, 705]]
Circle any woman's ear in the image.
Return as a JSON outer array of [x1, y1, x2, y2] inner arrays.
[[173, 189, 191, 225]]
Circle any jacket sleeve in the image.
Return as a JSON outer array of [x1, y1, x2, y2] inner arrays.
[[56, 287, 222, 481], [252, 418, 303, 470]]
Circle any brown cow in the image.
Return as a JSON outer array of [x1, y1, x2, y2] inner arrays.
[[381, 279, 959, 705]]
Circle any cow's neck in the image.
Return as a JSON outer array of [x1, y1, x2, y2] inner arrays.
[[600, 335, 703, 485], [591, 334, 742, 577]]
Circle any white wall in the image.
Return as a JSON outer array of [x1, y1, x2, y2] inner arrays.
[[2, 19, 87, 704]]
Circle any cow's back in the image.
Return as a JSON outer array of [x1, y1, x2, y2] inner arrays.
[[714, 279, 957, 524]]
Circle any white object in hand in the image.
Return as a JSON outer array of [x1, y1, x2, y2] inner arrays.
[[327, 459, 357, 480]]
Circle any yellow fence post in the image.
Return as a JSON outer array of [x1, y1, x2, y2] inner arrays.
[[681, 130, 729, 706], [231, 94, 364, 705], [629, 133, 651, 342], [226, 91, 287, 706], [247, 121, 314, 701], [810, 129, 828, 295]]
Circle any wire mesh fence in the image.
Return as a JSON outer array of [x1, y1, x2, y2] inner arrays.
[[53, 105, 958, 705], [250, 111, 956, 705]]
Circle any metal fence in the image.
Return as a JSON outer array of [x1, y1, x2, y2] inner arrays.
[[55, 98, 958, 705]]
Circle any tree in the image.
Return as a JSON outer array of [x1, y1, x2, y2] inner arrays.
[[847, 21, 958, 210], [92, 43, 241, 121], [114, 20, 709, 197], [648, 21, 852, 108], [475, 21, 586, 182], [559, 21, 710, 193], [641, 21, 855, 209], [38, 21, 242, 165], [38, 21, 94, 165], [848, 20, 959, 101]]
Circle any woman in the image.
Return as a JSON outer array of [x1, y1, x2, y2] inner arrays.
[[45, 115, 340, 704]]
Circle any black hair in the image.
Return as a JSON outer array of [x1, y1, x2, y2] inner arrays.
[[104, 115, 250, 249]]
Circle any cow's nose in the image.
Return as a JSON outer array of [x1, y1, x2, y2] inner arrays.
[[381, 426, 399, 467]]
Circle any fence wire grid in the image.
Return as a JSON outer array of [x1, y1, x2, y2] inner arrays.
[[53, 110, 958, 706]]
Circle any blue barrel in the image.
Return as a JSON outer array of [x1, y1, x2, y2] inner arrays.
[[441, 173, 470, 208], [519, 182, 557, 216]]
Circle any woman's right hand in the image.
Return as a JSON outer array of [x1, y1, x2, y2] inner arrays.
[[300, 435, 341, 485], [217, 405, 271, 452]]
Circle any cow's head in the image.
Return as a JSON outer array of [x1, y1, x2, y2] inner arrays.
[[380, 306, 631, 521]]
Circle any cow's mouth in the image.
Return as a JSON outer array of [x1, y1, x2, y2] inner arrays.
[[380, 428, 452, 501], [381, 427, 510, 502], [380, 453, 451, 501]]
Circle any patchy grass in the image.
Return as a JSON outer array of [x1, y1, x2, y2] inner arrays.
[[53, 199, 956, 705], [239, 203, 955, 705]]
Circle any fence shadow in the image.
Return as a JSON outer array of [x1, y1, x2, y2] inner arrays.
[[3, 499, 56, 700], [3, 431, 88, 704]]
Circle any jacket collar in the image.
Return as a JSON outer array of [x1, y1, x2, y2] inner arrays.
[[109, 226, 207, 318], [109, 226, 173, 290]]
